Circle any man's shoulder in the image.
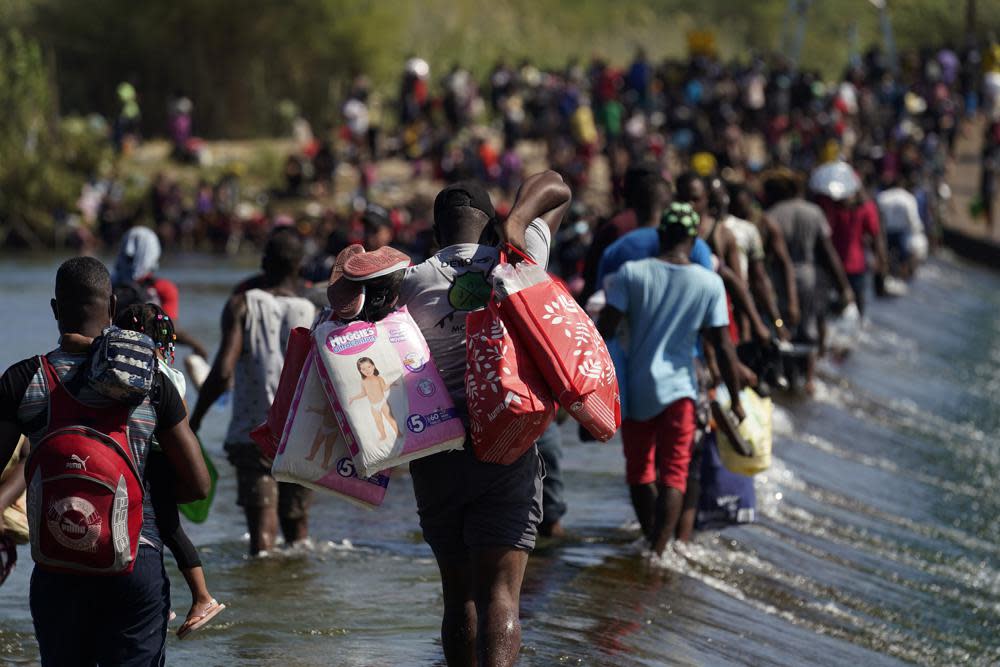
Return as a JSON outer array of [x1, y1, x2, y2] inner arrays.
[[3, 356, 41, 377], [680, 262, 723, 287]]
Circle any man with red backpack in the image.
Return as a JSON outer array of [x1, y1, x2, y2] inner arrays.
[[0, 257, 209, 666]]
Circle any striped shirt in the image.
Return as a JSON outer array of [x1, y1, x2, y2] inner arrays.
[[3, 349, 186, 548]]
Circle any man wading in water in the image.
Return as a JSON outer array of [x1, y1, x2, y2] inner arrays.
[[331, 171, 568, 665], [190, 231, 316, 556], [0, 257, 209, 665]]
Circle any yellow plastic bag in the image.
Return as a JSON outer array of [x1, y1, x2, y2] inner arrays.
[[717, 388, 772, 476]]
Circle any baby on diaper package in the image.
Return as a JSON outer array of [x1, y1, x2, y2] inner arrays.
[[272, 350, 390, 509], [312, 308, 466, 478]]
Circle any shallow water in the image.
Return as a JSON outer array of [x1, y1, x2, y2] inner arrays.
[[0, 252, 997, 666]]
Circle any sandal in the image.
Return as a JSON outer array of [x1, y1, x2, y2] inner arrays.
[[176, 599, 226, 640], [327, 245, 366, 320], [343, 246, 410, 280]]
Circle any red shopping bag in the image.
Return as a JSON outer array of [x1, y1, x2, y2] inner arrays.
[[493, 248, 621, 441], [466, 299, 556, 464], [251, 327, 312, 462]]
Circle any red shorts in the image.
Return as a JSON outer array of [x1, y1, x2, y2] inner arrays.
[[621, 398, 697, 492]]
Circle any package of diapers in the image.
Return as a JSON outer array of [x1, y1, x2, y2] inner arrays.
[[312, 308, 466, 478], [272, 350, 390, 509]]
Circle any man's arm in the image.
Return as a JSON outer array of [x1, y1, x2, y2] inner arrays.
[[703, 326, 744, 420], [864, 202, 889, 278], [157, 417, 211, 503], [502, 170, 572, 252], [0, 459, 26, 534], [763, 215, 800, 327], [0, 422, 22, 478], [596, 304, 624, 341], [817, 234, 855, 304], [749, 259, 788, 341], [717, 264, 771, 345], [174, 327, 209, 359], [189, 293, 246, 432]]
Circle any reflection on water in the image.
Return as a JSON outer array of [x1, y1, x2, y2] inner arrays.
[[0, 252, 997, 666]]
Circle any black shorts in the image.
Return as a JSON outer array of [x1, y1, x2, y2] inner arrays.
[[409, 444, 544, 559], [31, 545, 169, 666], [225, 442, 312, 519]]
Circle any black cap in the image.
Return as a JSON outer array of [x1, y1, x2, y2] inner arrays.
[[362, 203, 391, 230], [434, 180, 497, 225]]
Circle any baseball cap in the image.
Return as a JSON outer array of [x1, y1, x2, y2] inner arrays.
[[361, 203, 392, 230], [659, 202, 700, 237], [433, 181, 497, 225]]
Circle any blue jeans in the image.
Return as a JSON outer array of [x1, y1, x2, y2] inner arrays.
[[30, 545, 170, 666], [536, 421, 567, 529]]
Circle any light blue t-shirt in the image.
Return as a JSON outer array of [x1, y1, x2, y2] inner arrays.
[[597, 227, 712, 288], [605, 259, 729, 421]]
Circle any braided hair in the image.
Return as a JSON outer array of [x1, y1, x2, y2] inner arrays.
[[115, 302, 177, 365]]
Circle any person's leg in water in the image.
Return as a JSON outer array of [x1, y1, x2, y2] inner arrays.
[[245, 479, 279, 555], [277, 481, 312, 547], [622, 418, 658, 543], [227, 443, 280, 555], [676, 432, 706, 542], [474, 547, 529, 667], [436, 553, 477, 665], [536, 421, 567, 538], [649, 399, 697, 555], [628, 484, 657, 542], [847, 272, 868, 318]]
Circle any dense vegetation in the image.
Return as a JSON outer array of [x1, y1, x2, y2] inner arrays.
[[0, 0, 996, 246], [2, 0, 996, 138]]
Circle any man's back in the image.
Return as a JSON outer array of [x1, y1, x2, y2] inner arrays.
[[227, 288, 315, 443], [1, 350, 186, 548], [605, 259, 727, 421], [768, 198, 828, 266], [876, 187, 921, 234], [398, 218, 551, 415]]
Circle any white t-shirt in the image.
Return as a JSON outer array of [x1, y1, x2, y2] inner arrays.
[[876, 187, 923, 235], [722, 214, 765, 280], [227, 289, 316, 443], [159, 362, 187, 400], [398, 219, 551, 414]]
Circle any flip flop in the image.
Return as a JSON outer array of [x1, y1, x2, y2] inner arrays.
[[176, 599, 226, 640], [327, 245, 366, 320]]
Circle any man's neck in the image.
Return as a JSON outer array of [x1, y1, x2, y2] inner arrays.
[[659, 244, 692, 265], [636, 206, 662, 229], [59, 333, 94, 353], [261, 276, 299, 294]]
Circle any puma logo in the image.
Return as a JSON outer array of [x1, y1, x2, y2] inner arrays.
[[66, 454, 90, 471]]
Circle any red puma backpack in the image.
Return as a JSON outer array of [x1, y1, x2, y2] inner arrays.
[[25, 356, 145, 575]]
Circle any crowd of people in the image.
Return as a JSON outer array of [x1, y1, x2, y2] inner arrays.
[[2, 38, 1000, 667]]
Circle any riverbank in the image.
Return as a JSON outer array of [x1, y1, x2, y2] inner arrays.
[[941, 115, 1000, 267]]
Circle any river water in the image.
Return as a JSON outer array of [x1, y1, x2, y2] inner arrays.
[[0, 252, 997, 666]]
